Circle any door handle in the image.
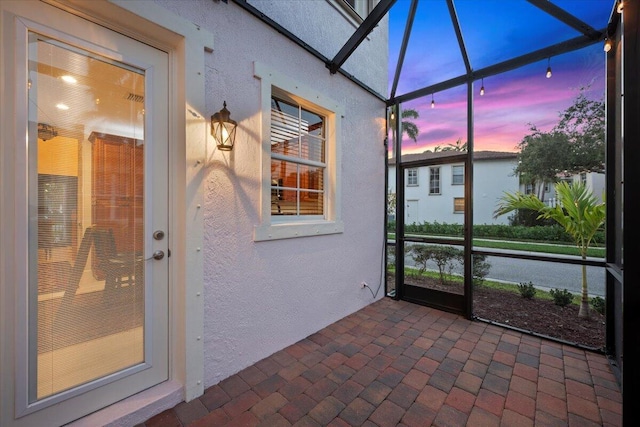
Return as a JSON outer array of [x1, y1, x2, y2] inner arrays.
[[151, 250, 164, 260]]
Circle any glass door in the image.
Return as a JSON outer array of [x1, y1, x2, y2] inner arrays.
[[1, 2, 169, 425]]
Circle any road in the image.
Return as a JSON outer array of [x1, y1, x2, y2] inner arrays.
[[401, 250, 606, 297]]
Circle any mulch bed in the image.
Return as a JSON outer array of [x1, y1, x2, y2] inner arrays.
[[473, 285, 605, 350], [390, 275, 605, 350]]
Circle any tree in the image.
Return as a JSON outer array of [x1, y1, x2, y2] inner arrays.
[[493, 181, 605, 319], [555, 89, 605, 173], [515, 128, 571, 198], [515, 86, 604, 194], [401, 108, 419, 142], [441, 138, 467, 152]]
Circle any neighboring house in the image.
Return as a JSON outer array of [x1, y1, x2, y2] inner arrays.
[[389, 151, 606, 226], [533, 171, 606, 206], [0, 1, 387, 426], [388, 151, 520, 226]]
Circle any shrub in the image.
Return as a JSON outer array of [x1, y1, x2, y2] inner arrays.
[[472, 254, 491, 286], [550, 288, 574, 307], [591, 296, 605, 315], [408, 244, 463, 286], [518, 282, 537, 299]]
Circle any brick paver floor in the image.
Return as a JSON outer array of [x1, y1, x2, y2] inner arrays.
[[140, 298, 622, 426]]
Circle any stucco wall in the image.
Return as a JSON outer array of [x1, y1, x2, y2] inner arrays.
[[247, 0, 389, 96], [154, 0, 387, 387]]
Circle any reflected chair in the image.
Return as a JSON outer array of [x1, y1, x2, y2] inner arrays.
[[92, 227, 140, 293]]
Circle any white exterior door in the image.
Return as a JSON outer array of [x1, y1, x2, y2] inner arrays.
[[406, 200, 419, 225], [1, 1, 169, 425]]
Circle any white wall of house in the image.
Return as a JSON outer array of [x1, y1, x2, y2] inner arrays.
[[473, 159, 520, 224], [388, 156, 519, 226], [154, 0, 388, 388], [0, 1, 387, 426]]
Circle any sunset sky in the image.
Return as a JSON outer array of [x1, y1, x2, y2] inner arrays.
[[388, 0, 613, 154]]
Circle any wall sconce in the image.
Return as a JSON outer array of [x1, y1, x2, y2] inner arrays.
[[211, 101, 237, 151]]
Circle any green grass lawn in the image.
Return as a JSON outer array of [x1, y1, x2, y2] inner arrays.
[[387, 233, 605, 258]]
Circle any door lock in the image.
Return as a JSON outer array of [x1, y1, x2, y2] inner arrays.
[[152, 250, 165, 260], [153, 230, 165, 240]]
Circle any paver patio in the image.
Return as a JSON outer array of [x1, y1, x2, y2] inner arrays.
[[140, 298, 622, 426]]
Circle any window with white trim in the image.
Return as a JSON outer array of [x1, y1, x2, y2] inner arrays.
[[452, 165, 464, 185], [254, 62, 343, 241], [271, 93, 325, 217], [453, 197, 465, 213], [407, 168, 418, 186], [429, 167, 440, 195]]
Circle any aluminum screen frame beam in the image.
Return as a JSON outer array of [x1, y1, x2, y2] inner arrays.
[[389, 0, 418, 99], [527, 0, 601, 39], [327, 0, 397, 74], [387, 29, 605, 106]]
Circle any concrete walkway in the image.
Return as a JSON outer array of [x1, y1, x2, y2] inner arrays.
[[140, 298, 622, 426]]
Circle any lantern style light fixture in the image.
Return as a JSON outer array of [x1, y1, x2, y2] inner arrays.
[[38, 123, 58, 141], [211, 101, 237, 151]]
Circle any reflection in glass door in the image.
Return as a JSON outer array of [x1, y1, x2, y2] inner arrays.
[[29, 34, 146, 401]]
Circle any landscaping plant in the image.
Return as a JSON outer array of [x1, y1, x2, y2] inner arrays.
[[550, 288, 575, 307], [591, 296, 605, 315], [494, 181, 605, 319], [518, 282, 537, 299]]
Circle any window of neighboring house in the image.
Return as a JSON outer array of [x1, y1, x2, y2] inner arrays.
[[561, 177, 573, 187], [544, 183, 551, 193], [429, 167, 440, 195], [407, 168, 418, 186], [453, 197, 465, 213], [525, 183, 534, 195], [254, 62, 344, 241], [452, 165, 464, 185], [580, 172, 587, 185]]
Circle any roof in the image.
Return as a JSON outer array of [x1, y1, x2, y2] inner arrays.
[[389, 150, 518, 164]]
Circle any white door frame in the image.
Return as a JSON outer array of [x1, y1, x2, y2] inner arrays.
[[1, 1, 210, 425]]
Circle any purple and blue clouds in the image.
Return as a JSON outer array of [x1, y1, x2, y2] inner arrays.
[[389, 0, 611, 154]]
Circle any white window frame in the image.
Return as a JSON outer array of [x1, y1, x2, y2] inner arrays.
[[254, 62, 344, 241], [329, 0, 376, 20], [452, 164, 464, 185], [407, 168, 418, 186], [429, 167, 441, 195]]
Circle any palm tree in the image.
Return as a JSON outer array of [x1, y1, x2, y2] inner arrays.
[[401, 108, 419, 142], [493, 181, 605, 319]]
